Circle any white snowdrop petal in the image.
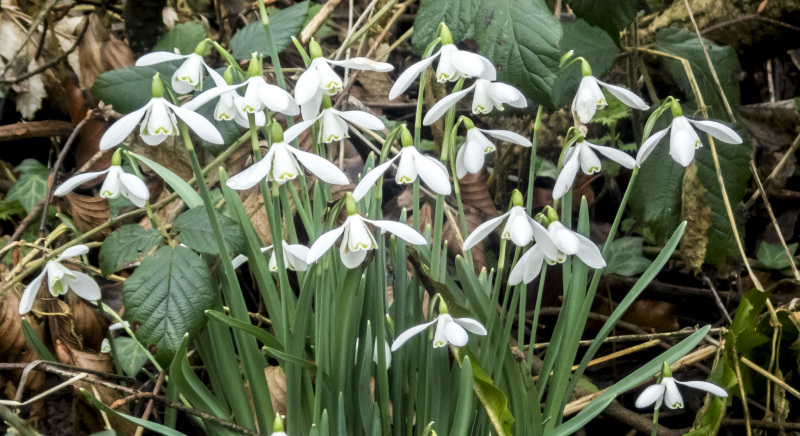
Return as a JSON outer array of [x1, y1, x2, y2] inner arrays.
[[635, 384, 666, 409], [675, 380, 728, 398], [169, 103, 223, 144], [290, 146, 350, 185], [339, 245, 368, 269], [352, 155, 399, 201], [364, 218, 426, 245], [453, 318, 487, 335], [574, 234, 606, 268], [63, 271, 101, 301], [226, 156, 273, 190], [414, 153, 452, 196], [463, 213, 508, 250], [442, 320, 469, 346], [578, 145, 602, 175], [596, 79, 649, 110], [636, 126, 671, 166], [135, 51, 187, 66], [669, 117, 700, 167], [328, 58, 394, 72], [663, 379, 684, 409], [284, 118, 320, 143], [295, 68, 321, 105], [389, 54, 439, 100], [118, 172, 150, 202], [688, 119, 742, 144], [423, 85, 474, 126], [306, 226, 346, 264], [19, 270, 47, 315], [552, 148, 580, 200], [479, 129, 532, 147], [391, 319, 437, 351], [585, 142, 636, 169], [99, 104, 150, 150], [183, 83, 246, 111], [337, 110, 385, 130], [58, 245, 90, 260], [54, 170, 110, 196]]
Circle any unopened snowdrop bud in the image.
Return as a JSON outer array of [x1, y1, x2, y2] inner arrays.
[[438, 298, 449, 315], [534, 213, 550, 228], [271, 121, 284, 143], [401, 124, 413, 147], [309, 39, 323, 59], [660, 361, 672, 379], [151, 73, 165, 98], [193, 39, 208, 56], [223, 66, 234, 85], [544, 206, 559, 225], [462, 117, 475, 130], [247, 53, 262, 77], [272, 413, 287, 436]]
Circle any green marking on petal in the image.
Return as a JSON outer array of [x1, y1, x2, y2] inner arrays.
[[694, 140, 702, 149], [276, 172, 296, 181], [437, 73, 451, 81], [398, 176, 413, 183], [474, 105, 486, 112], [51, 280, 65, 296], [434, 340, 445, 347], [242, 105, 256, 112], [483, 146, 495, 153], [154, 127, 170, 134], [588, 166, 600, 173], [101, 190, 113, 198], [353, 243, 370, 250], [217, 114, 232, 121]]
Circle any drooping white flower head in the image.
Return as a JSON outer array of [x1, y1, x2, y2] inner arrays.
[[283, 95, 385, 144], [463, 190, 534, 249], [355, 337, 393, 368], [391, 299, 486, 350], [552, 137, 636, 200], [455, 118, 531, 179], [389, 24, 494, 100], [201, 66, 267, 129], [636, 363, 728, 410], [54, 150, 150, 207], [423, 75, 526, 125], [99, 74, 223, 150], [19, 245, 102, 315], [231, 241, 310, 272], [182, 53, 299, 121], [296, 39, 394, 120], [353, 125, 451, 200], [100, 338, 111, 353], [508, 209, 606, 285], [306, 194, 426, 269], [571, 60, 649, 124], [226, 122, 349, 189], [636, 101, 743, 167], [135, 40, 224, 94]]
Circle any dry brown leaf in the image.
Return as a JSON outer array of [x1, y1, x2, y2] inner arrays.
[[67, 292, 109, 351], [242, 190, 272, 246], [0, 286, 46, 391], [78, 14, 134, 91], [60, 191, 111, 238], [265, 365, 287, 416], [620, 299, 679, 332], [63, 78, 111, 175], [130, 135, 195, 181], [680, 161, 711, 272]]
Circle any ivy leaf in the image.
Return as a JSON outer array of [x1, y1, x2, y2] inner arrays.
[[153, 22, 206, 55], [230, 1, 310, 60], [99, 224, 163, 276], [91, 63, 179, 114], [7, 159, 49, 213], [123, 245, 216, 364], [550, 19, 619, 107], [756, 242, 798, 270], [172, 207, 246, 255], [603, 237, 652, 276], [112, 337, 150, 377], [565, 0, 636, 43]]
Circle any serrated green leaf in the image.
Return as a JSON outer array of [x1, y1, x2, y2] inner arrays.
[[565, 0, 636, 43], [411, 0, 479, 53], [603, 237, 652, 276], [99, 225, 163, 276], [230, 1, 309, 60], [756, 241, 798, 270], [172, 207, 245, 255], [7, 159, 49, 213], [153, 22, 206, 54], [112, 337, 150, 377], [91, 63, 179, 114], [123, 245, 216, 364], [551, 19, 619, 107]]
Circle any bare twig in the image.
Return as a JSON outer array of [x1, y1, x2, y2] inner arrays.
[[721, 419, 800, 431], [701, 13, 800, 35], [299, 0, 344, 43], [134, 370, 165, 436], [702, 275, 733, 324], [733, 356, 753, 436], [528, 327, 728, 351], [744, 133, 800, 208]]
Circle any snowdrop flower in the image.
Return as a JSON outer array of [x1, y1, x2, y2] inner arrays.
[[135, 39, 223, 94], [99, 74, 223, 150], [100, 338, 111, 353], [509, 208, 605, 285], [423, 75, 526, 125], [389, 24, 494, 100], [391, 299, 486, 350], [226, 122, 349, 188], [19, 245, 101, 315], [455, 118, 531, 179], [54, 150, 149, 207], [284, 95, 385, 144], [306, 193, 426, 269], [636, 100, 742, 167], [463, 190, 533, 249], [209, 66, 266, 128], [355, 337, 393, 368], [352, 125, 451, 200], [231, 241, 310, 272], [571, 59, 649, 124], [183, 53, 299, 120], [553, 137, 635, 199], [296, 39, 393, 119], [636, 362, 728, 410]]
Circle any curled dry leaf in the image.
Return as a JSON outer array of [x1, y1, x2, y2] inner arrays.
[[457, 168, 498, 271], [0, 286, 45, 392], [265, 365, 287, 416], [60, 191, 111, 238], [67, 292, 110, 351], [63, 78, 112, 176], [78, 14, 135, 91]]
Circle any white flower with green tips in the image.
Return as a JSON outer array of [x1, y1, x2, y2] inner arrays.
[[296, 39, 393, 120], [54, 150, 149, 207], [283, 95, 385, 144], [353, 125, 451, 200], [19, 245, 101, 315], [636, 362, 728, 410], [99, 74, 223, 149], [306, 194, 426, 269], [636, 100, 743, 167], [571, 59, 649, 124], [231, 241, 310, 272], [135, 40, 224, 94], [423, 75, 526, 125], [226, 122, 349, 188], [553, 137, 635, 200], [455, 118, 531, 179], [391, 300, 486, 350], [463, 190, 533, 249]]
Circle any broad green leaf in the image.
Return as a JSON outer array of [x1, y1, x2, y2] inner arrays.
[[411, 0, 479, 53], [112, 337, 150, 377], [565, 0, 636, 43], [757, 241, 798, 270], [551, 19, 619, 107], [81, 389, 188, 436], [172, 207, 246, 255], [123, 245, 216, 364], [99, 224, 163, 276], [7, 159, 48, 213], [91, 64, 179, 114], [230, 1, 310, 60], [153, 22, 206, 54], [603, 237, 652, 276], [129, 152, 203, 208]]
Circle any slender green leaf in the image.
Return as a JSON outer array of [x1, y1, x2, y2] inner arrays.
[[81, 389, 188, 436], [21, 319, 56, 361], [130, 152, 203, 208]]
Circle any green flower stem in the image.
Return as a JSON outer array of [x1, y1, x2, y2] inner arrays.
[[412, 38, 441, 230], [526, 106, 543, 215], [125, 153, 159, 230], [180, 122, 273, 432], [447, 142, 473, 266], [527, 266, 547, 363], [651, 407, 659, 436]]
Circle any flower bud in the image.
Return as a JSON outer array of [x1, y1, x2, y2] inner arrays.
[[223, 66, 234, 85], [247, 53, 262, 78], [670, 99, 683, 118], [273, 413, 285, 433], [510, 189, 523, 207], [661, 361, 672, 378], [440, 23, 453, 45], [400, 125, 413, 148], [151, 73, 165, 98], [310, 39, 323, 59], [193, 39, 208, 56], [271, 121, 284, 143], [534, 213, 550, 227], [345, 192, 358, 216], [580, 58, 592, 77], [111, 149, 122, 166], [462, 117, 475, 130], [544, 206, 559, 225]]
